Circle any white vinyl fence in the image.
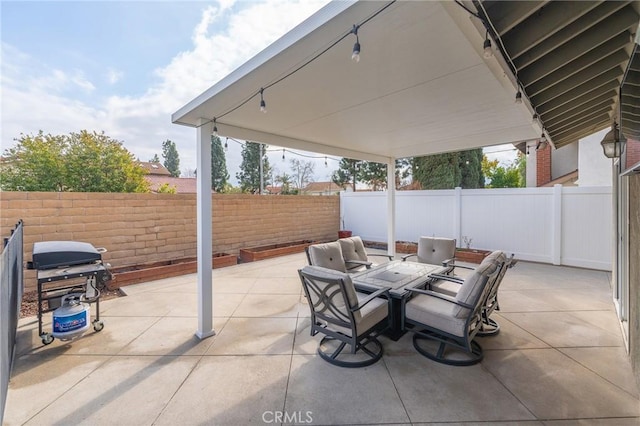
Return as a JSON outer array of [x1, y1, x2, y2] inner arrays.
[[341, 186, 612, 271]]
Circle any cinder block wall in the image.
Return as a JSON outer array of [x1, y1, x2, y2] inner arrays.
[[1, 192, 339, 291]]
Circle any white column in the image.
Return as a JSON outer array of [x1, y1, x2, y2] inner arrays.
[[387, 159, 396, 257], [196, 119, 215, 339]]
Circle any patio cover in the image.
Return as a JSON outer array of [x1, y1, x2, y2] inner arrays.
[[172, 0, 640, 338]]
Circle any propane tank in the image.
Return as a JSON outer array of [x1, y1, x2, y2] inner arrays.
[[52, 293, 90, 341]]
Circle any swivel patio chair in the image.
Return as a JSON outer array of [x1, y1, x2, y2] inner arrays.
[[298, 265, 392, 367], [429, 251, 514, 336], [401, 237, 456, 272], [339, 236, 393, 273], [402, 259, 499, 366], [305, 241, 350, 272]]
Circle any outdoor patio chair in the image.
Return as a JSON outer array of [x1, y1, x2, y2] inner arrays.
[[339, 236, 393, 273], [298, 265, 392, 367], [429, 251, 514, 336], [401, 236, 456, 271], [305, 241, 350, 272], [402, 259, 499, 366]]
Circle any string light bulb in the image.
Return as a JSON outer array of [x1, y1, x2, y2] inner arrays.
[[259, 88, 267, 113], [224, 137, 228, 152], [515, 89, 522, 104], [351, 24, 360, 63], [212, 118, 218, 137], [532, 113, 538, 124], [282, 148, 285, 161], [483, 32, 492, 58], [325, 156, 328, 167]]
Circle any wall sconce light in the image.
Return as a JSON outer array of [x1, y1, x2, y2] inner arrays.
[[600, 122, 626, 158]]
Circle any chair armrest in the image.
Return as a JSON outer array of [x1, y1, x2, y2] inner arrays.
[[406, 287, 473, 309], [428, 273, 464, 284], [369, 253, 394, 261], [352, 287, 391, 311], [401, 254, 416, 262], [345, 259, 373, 269]]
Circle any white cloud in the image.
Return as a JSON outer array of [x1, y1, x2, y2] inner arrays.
[[106, 68, 124, 84], [1, 0, 331, 177]]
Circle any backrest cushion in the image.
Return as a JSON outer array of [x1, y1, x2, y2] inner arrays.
[[300, 265, 360, 320], [307, 242, 347, 273], [453, 260, 497, 318], [417, 237, 456, 264], [338, 236, 368, 262]]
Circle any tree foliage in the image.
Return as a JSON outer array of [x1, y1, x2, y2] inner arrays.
[[0, 130, 149, 192], [150, 154, 160, 163], [236, 142, 271, 193], [332, 158, 361, 191], [412, 148, 484, 189], [211, 136, 229, 192], [162, 139, 180, 177], [156, 183, 177, 194], [274, 172, 297, 195], [481, 153, 525, 188], [289, 158, 315, 191]]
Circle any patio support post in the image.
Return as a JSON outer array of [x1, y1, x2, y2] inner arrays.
[[195, 119, 215, 339], [552, 184, 562, 265], [387, 158, 396, 258]]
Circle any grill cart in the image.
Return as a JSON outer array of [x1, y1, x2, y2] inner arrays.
[[27, 241, 113, 345]]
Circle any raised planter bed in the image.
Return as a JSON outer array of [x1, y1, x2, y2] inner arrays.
[[239, 240, 314, 262], [395, 241, 418, 254], [111, 253, 237, 288], [455, 248, 491, 264]]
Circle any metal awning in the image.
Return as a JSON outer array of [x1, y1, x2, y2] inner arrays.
[[477, 1, 640, 148]]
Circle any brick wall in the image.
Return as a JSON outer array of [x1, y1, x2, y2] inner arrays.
[[625, 138, 640, 170], [1, 192, 339, 291], [536, 143, 552, 186]]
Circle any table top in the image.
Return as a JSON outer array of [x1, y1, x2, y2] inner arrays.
[[351, 260, 444, 297]]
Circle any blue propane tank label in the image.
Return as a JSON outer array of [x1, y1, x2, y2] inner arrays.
[[53, 311, 88, 332]]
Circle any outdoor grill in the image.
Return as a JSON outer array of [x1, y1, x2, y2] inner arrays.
[[27, 241, 112, 345]]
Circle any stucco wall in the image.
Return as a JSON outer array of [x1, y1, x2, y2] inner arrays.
[[1, 192, 339, 291]]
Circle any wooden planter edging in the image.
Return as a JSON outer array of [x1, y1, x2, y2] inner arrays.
[[239, 240, 314, 262], [455, 248, 491, 264], [111, 253, 237, 288]]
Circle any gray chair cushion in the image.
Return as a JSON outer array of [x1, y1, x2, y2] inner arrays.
[[430, 279, 461, 297], [339, 236, 368, 262], [417, 237, 456, 264], [453, 260, 497, 318], [301, 265, 358, 313], [405, 295, 467, 337], [307, 242, 347, 273]]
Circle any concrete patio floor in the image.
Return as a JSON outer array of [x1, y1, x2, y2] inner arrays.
[[5, 251, 640, 425]]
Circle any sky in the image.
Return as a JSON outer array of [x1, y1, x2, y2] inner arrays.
[[1, 0, 517, 185]]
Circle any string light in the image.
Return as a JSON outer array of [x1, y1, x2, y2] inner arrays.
[[224, 137, 228, 152], [259, 88, 267, 113], [515, 89, 522, 104], [212, 118, 218, 137], [532, 113, 538, 124], [325, 156, 328, 167], [282, 148, 285, 161], [483, 31, 492, 58], [351, 24, 361, 62]]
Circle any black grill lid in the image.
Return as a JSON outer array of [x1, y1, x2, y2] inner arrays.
[[32, 241, 102, 269]]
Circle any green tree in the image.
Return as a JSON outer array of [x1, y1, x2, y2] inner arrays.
[[0, 131, 67, 191], [236, 142, 271, 193], [274, 172, 296, 195], [359, 161, 387, 190], [481, 154, 524, 188], [149, 154, 160, 163], [0, 130, 149, 192], [211, 135, 229, 192], [162, 139, 180, 177], [332, 158, 362, 191], [412, 149, 484, 189], [64, 131, 149, 192]]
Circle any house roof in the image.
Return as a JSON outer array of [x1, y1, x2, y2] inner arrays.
[[139, 162, 172, 176], [172, 1, 639, 162], [302, 181, 343, 193], [146, 176, 212, 193]]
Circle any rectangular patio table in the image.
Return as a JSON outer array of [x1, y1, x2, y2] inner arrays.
[[351, 260, 445, 340]]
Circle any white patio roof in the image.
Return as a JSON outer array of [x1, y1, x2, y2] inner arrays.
[[172, 0, 541, 162]]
